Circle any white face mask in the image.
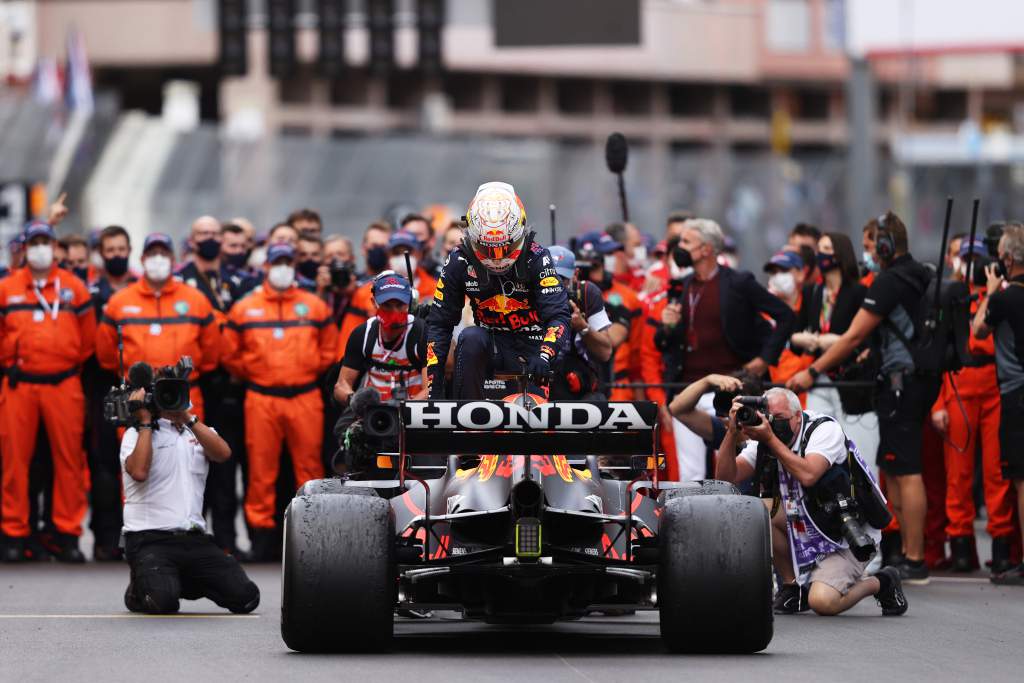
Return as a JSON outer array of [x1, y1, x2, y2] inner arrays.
[[26, 244, 54, 271], [143, 254, 172, 283], [268, 264, 295, 290], [769, 271, 796, 297], [603, 255, 618, 274], [248, 246, 266, 270], [630, 246, 648, 268], [390, 254, 417, 277], [951, 256, 965, 279]]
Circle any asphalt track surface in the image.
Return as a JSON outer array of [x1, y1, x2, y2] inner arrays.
[[1, 563, 1022, 683]]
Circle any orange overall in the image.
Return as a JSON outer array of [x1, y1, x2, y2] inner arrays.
[[0, 266, 95, 537], [95, 277, 219, 420], [223, 284, 337, 529], [934, 292, 1016, 539]]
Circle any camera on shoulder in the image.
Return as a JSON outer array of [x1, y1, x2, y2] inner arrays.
[[103, 357, 193, 427]]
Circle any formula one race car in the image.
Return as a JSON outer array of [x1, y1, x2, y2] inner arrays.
[[281, 385, 773, 654]]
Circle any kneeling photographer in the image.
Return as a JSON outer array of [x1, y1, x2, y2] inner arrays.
[[333, 274, 427, 478], [716, 388, 906, 617], [114, 360, 259, 614]]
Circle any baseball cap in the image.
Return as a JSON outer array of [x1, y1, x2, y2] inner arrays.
[[577, 230, 623, 255], [372, 273, 412, 305], [548, 245, 576, 279], [957, 238, 987, 258], [23, 220, 56, 241], [142, 233, 174, 253], [763, 250, 803, 272], [266, 242, 296, 263], [388, 230, 420, 252]]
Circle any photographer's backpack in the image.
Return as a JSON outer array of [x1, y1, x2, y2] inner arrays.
[[883, 268, 971, 376], [800, 416, 892, 532]]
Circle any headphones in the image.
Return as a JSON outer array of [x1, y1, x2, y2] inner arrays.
[[875, 212, 896, 263]]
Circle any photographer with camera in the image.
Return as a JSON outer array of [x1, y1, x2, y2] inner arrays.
[[668, 372, 762, 449], [789, 212, 942, 584], [973, 223, 1024, 584], [333, 274, 427, 476], [119, 375, 259, 614], [222, 243, 335, 560], [545, 246, 612, 400], [716, 388, 906, 616]]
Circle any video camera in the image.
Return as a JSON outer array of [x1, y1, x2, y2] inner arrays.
[[103, 357, 193, 427], [335, 386, 404, 474], [329, 259, 354, 289]]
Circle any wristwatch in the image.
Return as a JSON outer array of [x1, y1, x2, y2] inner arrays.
[[580, 326, 591, 337], [187, 415, 200, 427], [808, 366, 821, 380]]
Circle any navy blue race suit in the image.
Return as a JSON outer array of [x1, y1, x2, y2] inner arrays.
[[425, 235, 572, 399]]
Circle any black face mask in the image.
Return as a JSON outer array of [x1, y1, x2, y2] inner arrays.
[[366, 245, 389, 272], [997, 258, 1011, 279], [73, 266, 90, 282], [297, 259, 320, 280], [104, 255, 129, 277], [196, 238, 221, 261], [672, 246, 694, 269], [771, 416, 796, 446], [223, 252, 248, 270], [817, 252, 838, 273]]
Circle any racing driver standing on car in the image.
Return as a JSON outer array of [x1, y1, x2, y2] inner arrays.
[[426, 181, 571, 398]]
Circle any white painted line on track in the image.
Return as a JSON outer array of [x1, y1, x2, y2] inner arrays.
[[0, 614, 260, 619], [923, 576, 993, 584]]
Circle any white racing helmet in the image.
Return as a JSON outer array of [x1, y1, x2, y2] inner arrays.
[[465, 181, 527, 274]]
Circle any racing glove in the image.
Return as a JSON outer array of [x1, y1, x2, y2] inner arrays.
[[524, 354, 552, 383]]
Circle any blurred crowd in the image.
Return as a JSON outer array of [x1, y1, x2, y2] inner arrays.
[[1, 193, 1021, 585]]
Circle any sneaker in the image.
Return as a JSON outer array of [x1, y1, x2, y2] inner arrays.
[[896, 559, 930, 585], [949, 536, 979, 573], [93, 545, 124, 562], [874, 567, 908, 616], [396, 609, 433, 619], [990, 563, 1024, 586], [773, 583, 809, 614], [2, 537, 25, 563], [40, 533, 86, 563]]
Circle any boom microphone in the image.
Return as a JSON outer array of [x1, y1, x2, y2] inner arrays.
[[605, 132, 628, 174], [605, 132, 630, 222], [127, 361, 154, 389]]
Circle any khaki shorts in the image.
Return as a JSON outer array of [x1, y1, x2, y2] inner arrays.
[[809, 548, 869, 595]]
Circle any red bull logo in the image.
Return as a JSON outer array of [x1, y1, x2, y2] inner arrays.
[[477, 294, 530, 315]]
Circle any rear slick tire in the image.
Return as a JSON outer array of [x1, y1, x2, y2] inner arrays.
[[281, 493, 395, 652], [658, 494, 773, 653]]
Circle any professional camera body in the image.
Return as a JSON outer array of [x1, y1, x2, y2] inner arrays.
[[807, 466, 882, 561], [103, 357, 193, 427], [329, 259, 354, 289], [339, 386, 404, 473], [733, 395, 768, 426]]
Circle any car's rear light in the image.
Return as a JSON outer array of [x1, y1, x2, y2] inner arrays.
[[515, 517, 542, 558]]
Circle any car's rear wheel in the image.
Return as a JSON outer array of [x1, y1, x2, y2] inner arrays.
[[661, 479, 740, 502], [296, 478, 379, 497], [658, 494, 773, 653], [281, 493, 395, 652]]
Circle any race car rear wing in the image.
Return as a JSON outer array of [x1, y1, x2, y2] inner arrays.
[[375, 400, 659, 457]]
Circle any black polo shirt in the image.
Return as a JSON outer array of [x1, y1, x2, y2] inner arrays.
[[985, 275, 1024, 393]]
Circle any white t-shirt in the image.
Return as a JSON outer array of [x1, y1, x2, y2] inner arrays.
[[120, 418, 212, 533], [737, 410, 848, 470]]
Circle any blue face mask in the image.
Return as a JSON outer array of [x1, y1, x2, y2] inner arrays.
[[863, 252, 879, 274]]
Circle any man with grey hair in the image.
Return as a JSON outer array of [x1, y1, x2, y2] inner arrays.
[[973, 222, 1024, 585], [654, 217, 794, 479], [716, 387, 906, 616]]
